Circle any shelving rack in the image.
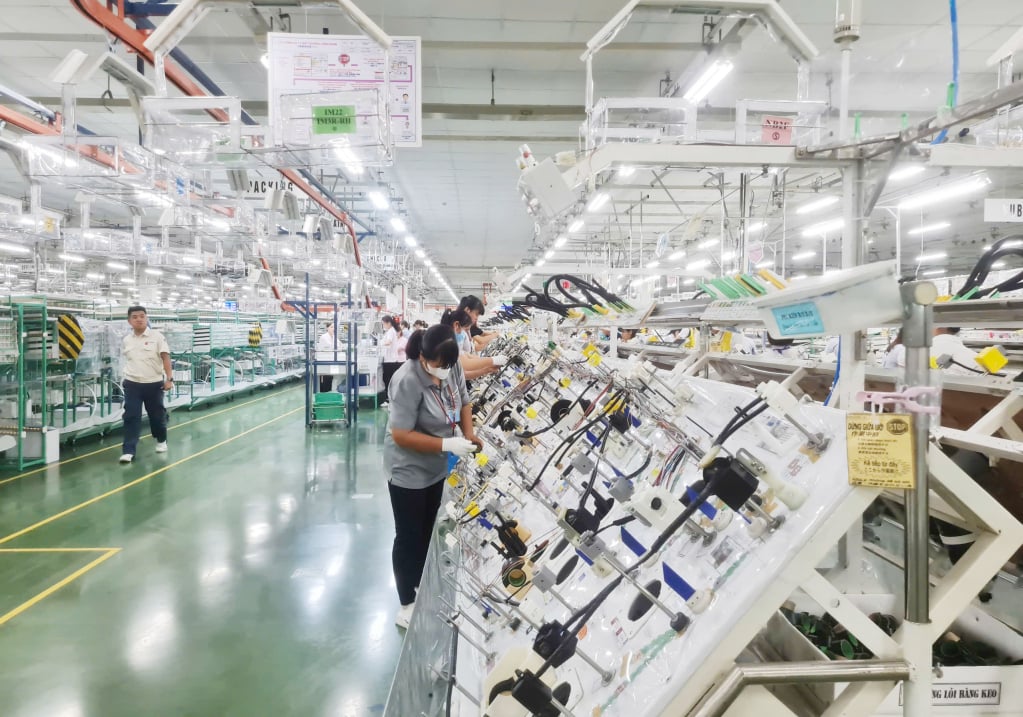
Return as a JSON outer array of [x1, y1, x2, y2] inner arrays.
[[0, 301, 51, 470]]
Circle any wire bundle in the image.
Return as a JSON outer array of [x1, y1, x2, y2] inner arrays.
[[953, 236, 1023, 300]]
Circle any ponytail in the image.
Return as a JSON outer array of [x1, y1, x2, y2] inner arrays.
[[405, 329, 426, 361], [440, 308, 471, 329]]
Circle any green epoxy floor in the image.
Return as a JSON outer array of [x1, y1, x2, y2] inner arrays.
[[0, 386, 402, 717]]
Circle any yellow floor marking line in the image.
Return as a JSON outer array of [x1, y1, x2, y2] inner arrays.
[[0, 386, 301, 487], [0, 407, 302, 546], [0, 547, 119, 553], [0, 548, 121, 627]]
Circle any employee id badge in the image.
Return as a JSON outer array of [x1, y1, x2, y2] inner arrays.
[[447, 408, 458, 425]]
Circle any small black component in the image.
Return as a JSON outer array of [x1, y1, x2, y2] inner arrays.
[[627, 580, 662, 622], [511, 670, 554, 714], [608, 409, 630, 434], [651, 496, 663, 511], [592, 492, 615, 520], [532, 621, 577, 668], [670, 611, 691, 633], [564, 507, 600, 535], [702, 457, 758, 512], [550, 398, 573, 423]]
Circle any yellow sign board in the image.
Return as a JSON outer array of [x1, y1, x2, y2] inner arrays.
[[846, 413, 916, 489]]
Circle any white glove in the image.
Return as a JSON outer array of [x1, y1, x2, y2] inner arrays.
[[492, 354, 508, 367], [442, 437, 476, 457]]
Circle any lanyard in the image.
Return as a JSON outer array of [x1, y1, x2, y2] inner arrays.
[[430, 383, 459, 432]]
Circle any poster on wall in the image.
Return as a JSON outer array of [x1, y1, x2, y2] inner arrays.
[[267, 32, 422, 149]]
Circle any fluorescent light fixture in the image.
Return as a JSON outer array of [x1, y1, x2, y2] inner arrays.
[[415, 249, 425, 258], [144, 268, 163, 276], [403, 235, 417, 248], [544, 250, 554, 260], [424, 259, 433, 267], [683, 59, 734, 103], [922, 268, 946, 276], [59, 253, 85, 263], [792, 250, 816, 261], [0, 242, 31, 255], [281, 247, 294, 256], [720, 251, 736, 262], [683, 278, 696, 285], [121, 277, 135, 284], [746, 221, 766, 233], [367, 191, 390, 210], [618, 166, 635, 178], [181, 255, 203, 265], [916, 251, 947, 263], [796, 196, 839, 215], [907, 221, 951, 236], [646, 260, 660, 269], [106, 261, 129, 271], [802, 217, 844, 237], [176, 273, 190, 281], [791, 274, 809, 280], [889, 165, 926, 182], [335, 147, 364, 176], [586, 192, 609, 212], [86, 272, 104, 281], [668, 250, 685, 261], [554, 235, 567, 249], [202, 278, 215, 286], [45, 267, 64, 275], [536, 259, 546, 267], [389, 217, 407, 233], [568, 219, 584, 233], [697, 238, 718, 250], [899, 175, 990, 210], [687, 259, 711, 271]]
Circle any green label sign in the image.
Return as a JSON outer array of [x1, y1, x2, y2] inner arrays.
[[312, 105, 356, 135]]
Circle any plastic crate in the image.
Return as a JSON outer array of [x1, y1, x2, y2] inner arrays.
[[314, 405, 346, 421], [314, 393, 345, 406]]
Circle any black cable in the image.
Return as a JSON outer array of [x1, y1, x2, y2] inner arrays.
[[534, 481, 716, 678], [526, 390, 625, 491], [954, 235, 1023, 299], [713, 397, 767, 447], [576, 422, 612, 512]]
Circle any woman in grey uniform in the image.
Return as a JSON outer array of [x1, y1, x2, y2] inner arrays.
[[384, 324, 481, 629]]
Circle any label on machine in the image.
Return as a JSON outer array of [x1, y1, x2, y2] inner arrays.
[[771, 301, 825, 336], [845, 413, 915, 489]]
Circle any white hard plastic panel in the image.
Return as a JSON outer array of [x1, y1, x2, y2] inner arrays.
[[451, 355, 879, 716]]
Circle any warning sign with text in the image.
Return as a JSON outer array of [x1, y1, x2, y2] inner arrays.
[[846, 413, 915, 489], [761, 115, 793, 145]]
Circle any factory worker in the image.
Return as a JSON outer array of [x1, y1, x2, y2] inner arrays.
[[619, 328, 639, 343], [380, 315, 401, 407], [458, 294, 498, 352], [882, 331, 906, 370], [440, 308, 506, 380], [931, 327, 982, 376], [397, 321, 410, 361], [119, 305, 172, 464], [385, 325, 481, 629], [316, 322, 341, 392]]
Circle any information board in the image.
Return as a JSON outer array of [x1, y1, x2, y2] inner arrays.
[[267, 32, 422, 148]]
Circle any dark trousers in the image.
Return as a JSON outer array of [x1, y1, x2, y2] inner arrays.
[[319, 375, 333, 393], [381, 361, 402, 402], [122, 380, 168, 455], [388, 479, 445, 606]]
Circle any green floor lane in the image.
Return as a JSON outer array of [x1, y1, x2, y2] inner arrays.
[[0, 385, 403, 717]]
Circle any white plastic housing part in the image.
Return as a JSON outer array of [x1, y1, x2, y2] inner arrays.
[[687, 589, 714, 614]]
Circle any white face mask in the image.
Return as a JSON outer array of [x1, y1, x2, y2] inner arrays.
[[424, 363, 451, 381]]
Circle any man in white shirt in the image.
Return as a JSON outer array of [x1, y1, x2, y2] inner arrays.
[[931, 327, 982, 376], [120, 306, 173, 463]]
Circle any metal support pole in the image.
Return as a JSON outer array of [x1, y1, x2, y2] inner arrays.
[[838, 159, 867, 408], [900, 280, 938, 717]]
